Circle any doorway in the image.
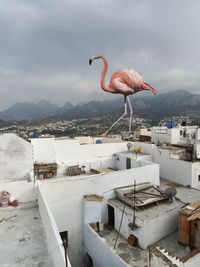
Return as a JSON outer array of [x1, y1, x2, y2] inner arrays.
[[126, 158, 131, 169], [108, 205, 115, 228]]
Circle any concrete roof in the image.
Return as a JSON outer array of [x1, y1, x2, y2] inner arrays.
[[108, 197, 183, 221], [91, 223, 149, 267], [108, 179, 200, 221], [153, 230, 191, 259], [0, 203, 52, 267], [160, 178, 200, 204]]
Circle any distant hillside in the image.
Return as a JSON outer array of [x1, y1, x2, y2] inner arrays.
[[51, 90, 200, 121], [131, 90, 200, 119], [0, 90, 199, 121], [0, 100, 74, 121]]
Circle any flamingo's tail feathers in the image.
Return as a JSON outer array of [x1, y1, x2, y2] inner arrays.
[[144, 82, 157, 95]]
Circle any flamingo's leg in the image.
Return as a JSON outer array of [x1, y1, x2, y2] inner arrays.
[[101, 96, 128, 136], [127, 96, 133, 133]]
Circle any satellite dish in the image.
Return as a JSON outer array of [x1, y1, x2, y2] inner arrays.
[[164, 187, 177, 199], [127, 142, 132, 152]]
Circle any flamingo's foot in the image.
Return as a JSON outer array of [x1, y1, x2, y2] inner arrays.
[[100, 131, 108, 137], [125, 113, 129, 118]]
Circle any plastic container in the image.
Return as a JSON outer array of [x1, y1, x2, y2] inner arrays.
[[0, 191, 10, 208]]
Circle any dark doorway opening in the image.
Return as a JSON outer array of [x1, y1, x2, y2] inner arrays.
[[83, 253, 93, 267], [60, 230, 68, 249], [126, 158, 131, 169], [108, 204, 115, 228]]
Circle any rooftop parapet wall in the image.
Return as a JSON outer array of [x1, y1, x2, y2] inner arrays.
[[150, 245, 200, 267], [31, 138, 132, 164], [38, 187, 72, 267], [0, 133, 33, 181], [0, 180, 37, 203], [152, 126, 200, 146], [84, 223, 127, 267]]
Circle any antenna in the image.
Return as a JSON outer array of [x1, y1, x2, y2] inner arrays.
[[129, 180, 138, 231]]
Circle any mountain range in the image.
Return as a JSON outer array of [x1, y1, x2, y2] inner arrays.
[[0, 90, 199, 121]]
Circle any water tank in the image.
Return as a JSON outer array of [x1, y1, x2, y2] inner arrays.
[[166, 120, 175, 129], [31, 133, 40, 138]]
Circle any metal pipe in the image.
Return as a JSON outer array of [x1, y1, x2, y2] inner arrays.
[[114, 204, 125, 249]]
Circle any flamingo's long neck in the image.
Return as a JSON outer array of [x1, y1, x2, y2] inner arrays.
[[99, 56, 111, 93]]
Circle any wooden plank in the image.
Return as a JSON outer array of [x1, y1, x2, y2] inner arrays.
[[179, 214, 190, 245], [187, 210, 200, 221]]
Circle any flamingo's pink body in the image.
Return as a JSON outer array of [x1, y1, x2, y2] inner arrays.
[[89, 55, 156, 135]]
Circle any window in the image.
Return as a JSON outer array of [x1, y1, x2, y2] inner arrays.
[[60, 231, 68, 248], [126, 158, 131, 169], [108, 205, 115, 228], [198, 175, 200, 182], [83, 253, 93, 267]]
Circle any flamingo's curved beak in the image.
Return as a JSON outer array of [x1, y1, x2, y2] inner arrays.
[[144, 82, 157, 95], [89, 59, 92, 65], [149, 87, 157, 95]]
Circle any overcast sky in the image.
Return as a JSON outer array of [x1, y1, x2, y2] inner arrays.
[[0, 0, 200, 110]]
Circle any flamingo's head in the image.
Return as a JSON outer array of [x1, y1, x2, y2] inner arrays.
[[89, 55, 97, 65], [89, 54, 103, 65]]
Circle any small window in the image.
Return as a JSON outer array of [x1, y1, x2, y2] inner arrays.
[[108, 205, 115, 228], [180, 130, 183, 136], [60, 231, 68, 248], [198, 175, 200, 182], [126, 158, 131, 169], [83, 253, 93, 267]]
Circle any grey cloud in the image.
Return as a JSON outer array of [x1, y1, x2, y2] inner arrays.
[[0, 0, 200, 110]]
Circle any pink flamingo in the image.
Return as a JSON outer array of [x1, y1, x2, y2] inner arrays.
[[89, 54, 156, 135]]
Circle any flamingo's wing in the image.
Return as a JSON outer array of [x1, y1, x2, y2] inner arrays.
[[109, 69, 145, 94], [109, 70, 133, 94]]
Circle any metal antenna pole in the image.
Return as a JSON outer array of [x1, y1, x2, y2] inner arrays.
[[129, 179, 137, 231], [133, 179, 136, 225], [114, 204, 125, 249]]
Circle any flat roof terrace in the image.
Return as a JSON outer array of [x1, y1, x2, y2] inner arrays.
[[108, 197, 183, 221], [0, 203, 52, 267], [153, 230, 190, 259], [90, 223, 149, 267], [160, 178, 200, 204]]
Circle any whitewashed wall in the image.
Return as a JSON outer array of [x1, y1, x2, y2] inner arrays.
[[83, 198, 102, 224], [150, 247, 200, 267], [152, 148, 192, 186], [132, 141, 155, 155], [151, 127, 168, 144], [0, 180, 37, 202], [150, 250, 180, 267], [185, 252, 200, 267], [38, 188, 71, 267], [84, 224, 127, 267], [112, 200, 181, 249], [115, 152, 152, 170], [0, 133, 33, 181], [31, 138, 132, 165], [57, 157, 114, 176], [31, 138, 56, 163], [38, 162, 159, 266], [191, 162, 200, 189]]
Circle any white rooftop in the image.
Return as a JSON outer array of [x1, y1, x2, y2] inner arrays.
[[0, 203, 52, 267]]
